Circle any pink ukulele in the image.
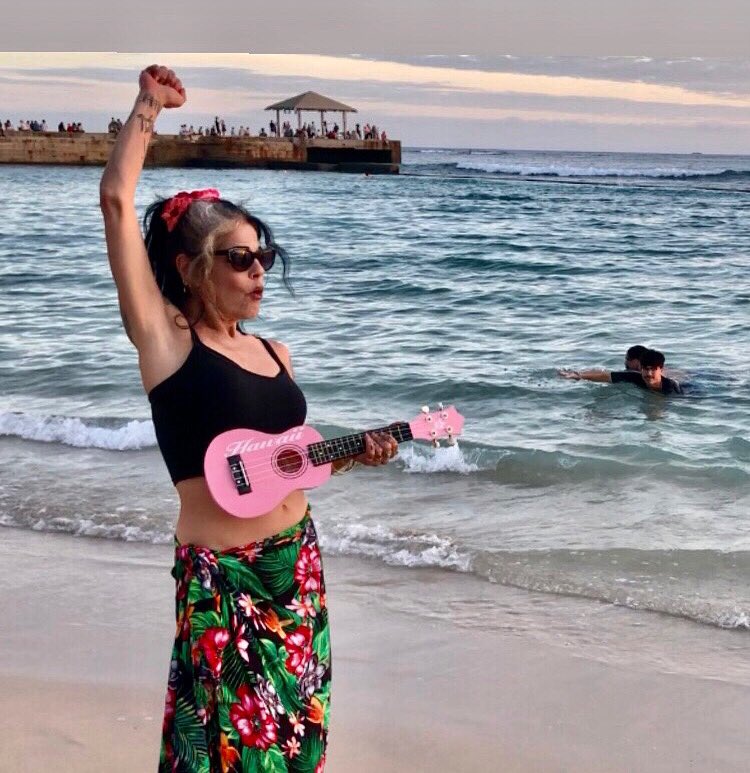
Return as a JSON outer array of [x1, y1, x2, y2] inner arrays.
[[204, 405, 464, 518]]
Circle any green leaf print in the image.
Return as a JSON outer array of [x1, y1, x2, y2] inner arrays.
[[254, 639, 301, 714], [221, 643, 251, 693], [187, 579, 212, 606], [257, 637, 280, 664], [220, 556, 275, 600], [295, 734, 324, 772], [217, 700, 241, 744], [172, 695, 209, 772], [241, 745, 264, 773], [188, 609, 221, 641], [312, 627, 330, 665], [260, 745, 288, 773], [254, 544, 300, 597]]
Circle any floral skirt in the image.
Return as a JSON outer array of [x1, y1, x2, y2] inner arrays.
[[160, 506, 330, 773]]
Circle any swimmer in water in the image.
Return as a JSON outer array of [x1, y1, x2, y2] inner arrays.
[[559, 348, 683, 395], [624, 344, 686, 382]]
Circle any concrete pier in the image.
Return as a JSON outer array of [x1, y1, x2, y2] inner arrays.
[[0, 132, 401, 173]]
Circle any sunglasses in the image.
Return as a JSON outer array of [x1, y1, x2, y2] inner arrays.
[[215, 245, 276, 272]]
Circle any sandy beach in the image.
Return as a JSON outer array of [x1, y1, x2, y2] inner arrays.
[[2, 524, 748, 773]]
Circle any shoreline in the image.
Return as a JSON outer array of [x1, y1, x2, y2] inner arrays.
[[3, 525, 750, 772]]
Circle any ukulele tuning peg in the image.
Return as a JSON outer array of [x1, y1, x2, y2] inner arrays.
[[447, 435, 456, 446], [437, 402, 444, 410], [421, 405, 430, 414], [432, 439, 441, 448]]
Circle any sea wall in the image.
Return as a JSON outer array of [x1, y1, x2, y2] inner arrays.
[[0, 133, 401, 172]]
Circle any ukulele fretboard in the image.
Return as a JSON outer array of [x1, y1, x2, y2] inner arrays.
[[307, 422, 413, 466]]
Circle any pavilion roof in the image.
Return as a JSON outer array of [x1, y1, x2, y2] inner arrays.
[[265, 91, 357, 113]]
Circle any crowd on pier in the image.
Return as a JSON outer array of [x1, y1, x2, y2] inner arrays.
[[175, 115, 388, 142], [1, 118, 88, 135], [1, 113, 389, 142]]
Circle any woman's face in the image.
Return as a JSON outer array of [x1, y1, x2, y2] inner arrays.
[[209, 220, 266, 320]]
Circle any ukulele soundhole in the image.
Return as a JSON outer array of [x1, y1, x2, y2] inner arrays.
[[273, 446, 306, 478]]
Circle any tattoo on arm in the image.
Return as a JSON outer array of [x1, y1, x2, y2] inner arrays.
[[138, 93, 162, 111], [135, 113, 154, 133], [135, 113, 155, 155]]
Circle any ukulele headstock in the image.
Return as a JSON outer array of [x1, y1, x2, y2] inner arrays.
[[408, 404, 464, 447]]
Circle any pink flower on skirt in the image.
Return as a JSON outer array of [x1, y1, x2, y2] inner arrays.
[[229, 684, 278, 750], [285, 624, 313, 677], [294, 544, 322, 594], [192, 627, 230, 680]]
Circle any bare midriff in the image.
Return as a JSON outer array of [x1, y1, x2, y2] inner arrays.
[[174, 478, 309, 551]]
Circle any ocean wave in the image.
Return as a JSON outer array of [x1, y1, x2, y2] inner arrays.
[[0, 411, 156, 450], [2, 411, 747, 487], [399, 443, 480, 474], [454, 161, 749, 179], [491, 446, 749, 487], [409, 159, 750, 181], [471, 547, 750, 632], [320, 520, 472, 571], [2, 492, 746, 631]]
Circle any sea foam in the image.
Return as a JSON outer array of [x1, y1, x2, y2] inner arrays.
[[0, 411, 156, 450]]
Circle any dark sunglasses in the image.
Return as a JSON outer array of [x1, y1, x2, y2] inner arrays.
[[215, 245, 276, 272]]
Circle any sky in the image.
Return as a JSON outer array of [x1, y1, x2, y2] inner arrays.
[[2, 53, 750, 153]]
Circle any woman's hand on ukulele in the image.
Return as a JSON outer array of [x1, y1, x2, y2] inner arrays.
[[356, 431, 399, 466], [138, 64, 186, 109]]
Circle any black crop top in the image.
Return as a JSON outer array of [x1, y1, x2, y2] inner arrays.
[[148, 326, 307, 484]]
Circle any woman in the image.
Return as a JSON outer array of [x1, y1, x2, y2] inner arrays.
[[100, 64, 398, 772]]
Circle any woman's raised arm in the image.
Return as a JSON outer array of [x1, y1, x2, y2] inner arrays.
[[99, 65, 186, 349]]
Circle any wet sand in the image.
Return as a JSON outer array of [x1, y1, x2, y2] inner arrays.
[[2, 526, 749, 772]]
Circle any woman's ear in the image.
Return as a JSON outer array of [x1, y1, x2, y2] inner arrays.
[[174, 253, 189, 283]]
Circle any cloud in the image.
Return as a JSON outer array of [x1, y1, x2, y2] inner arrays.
[[3, 53, 750, 109]]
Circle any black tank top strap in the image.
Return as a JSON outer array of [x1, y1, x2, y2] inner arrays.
[[256, 336, 287, 374]]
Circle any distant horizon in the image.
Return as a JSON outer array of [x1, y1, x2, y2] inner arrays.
[[404, 146, 749, 158]]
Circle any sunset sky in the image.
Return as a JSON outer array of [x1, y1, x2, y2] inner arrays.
[[2, 52, 750, 153]]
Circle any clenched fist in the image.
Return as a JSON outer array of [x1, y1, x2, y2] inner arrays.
[[138, 64, 186, 109]]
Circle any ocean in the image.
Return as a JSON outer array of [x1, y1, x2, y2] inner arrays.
[[1, 148, 748, 678]]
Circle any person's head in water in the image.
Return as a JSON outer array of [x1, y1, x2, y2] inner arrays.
[[640, 348, 666, 389], [142, 191, 292, 328], [625, 345, 649, 371]]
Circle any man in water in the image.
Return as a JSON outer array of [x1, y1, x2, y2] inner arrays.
[[559, 348, 683, 394]]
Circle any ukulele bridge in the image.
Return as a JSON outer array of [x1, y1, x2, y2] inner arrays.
[[227, 454, 252, 495]]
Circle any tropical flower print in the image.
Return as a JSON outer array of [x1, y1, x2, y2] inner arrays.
[[294, 544, 322, 594], [229, 684, 278, 750], [192, 626, 230, 681], [237, 592, 268, 632], [288, 712, 305, 737], [286, 595, 317, 619], [298, 655, 327, 701], [159, 506, 330, 772], [234, 622, 251, 663], [284, 737, 302, 759], [285, 625, 313, 677], [255, 677, 286, 721]]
